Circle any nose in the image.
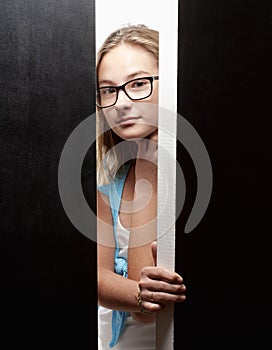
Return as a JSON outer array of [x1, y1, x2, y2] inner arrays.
[[114, 89, 132, 110]]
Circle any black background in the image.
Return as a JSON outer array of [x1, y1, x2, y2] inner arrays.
[[1, 0, 271, 349], [1, 1, 97, 349], [175, 1, 271, 348]]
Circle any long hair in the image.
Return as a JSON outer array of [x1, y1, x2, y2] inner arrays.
[[96, 24, 159, 186]]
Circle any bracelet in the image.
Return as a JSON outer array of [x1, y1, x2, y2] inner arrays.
[[135, 285, 153, 315]]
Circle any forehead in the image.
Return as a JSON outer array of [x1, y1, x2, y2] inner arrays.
[[98, 44, 158, 83]]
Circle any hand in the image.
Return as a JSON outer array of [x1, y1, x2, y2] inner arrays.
[[138, 242, 186, 314], [148, 129, 158, 143]]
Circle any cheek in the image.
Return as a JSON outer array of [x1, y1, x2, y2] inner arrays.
[[152, 90, 159, 105], [149, 84, 159, 104], [103, 110, 115, 127], [140, 103, 158, 127]]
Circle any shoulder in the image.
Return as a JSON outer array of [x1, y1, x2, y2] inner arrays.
[[97, 183, 110, 196], [97, 162, 131, 197]]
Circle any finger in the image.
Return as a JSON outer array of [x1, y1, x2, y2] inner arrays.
[[149, 129, 158, 142], [141, 291, 186, 309], [140, 280, 186, 295], [141, 266, 183, 284], [148, 291, 186, 304], [141, 300, 164, 313], [151, 241, 157, 266]]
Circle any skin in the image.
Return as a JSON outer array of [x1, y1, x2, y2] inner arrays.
[[97, 43, 158, 140], [97, 43, 186, 322]]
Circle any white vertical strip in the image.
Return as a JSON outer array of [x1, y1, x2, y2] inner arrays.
[[96, 1, 179, 348], [157, 0, 179, 349]]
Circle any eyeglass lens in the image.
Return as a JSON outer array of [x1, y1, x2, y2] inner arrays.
[[97, 77, 153, 108]]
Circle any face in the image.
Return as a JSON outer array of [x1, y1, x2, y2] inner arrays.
[[98, 44, 158, 140]]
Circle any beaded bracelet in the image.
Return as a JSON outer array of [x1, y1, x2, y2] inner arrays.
[[135, 285, 153, 315]]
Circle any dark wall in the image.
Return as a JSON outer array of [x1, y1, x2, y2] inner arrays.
[[0, 1, 97, 349], [175, 1, 271, 348], [1, 0, 271, 349]]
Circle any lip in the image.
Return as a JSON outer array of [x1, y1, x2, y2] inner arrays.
[[117, 116, 141, 125]]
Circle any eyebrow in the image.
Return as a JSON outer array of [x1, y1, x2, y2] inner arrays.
[[98, 70, 151, 86]]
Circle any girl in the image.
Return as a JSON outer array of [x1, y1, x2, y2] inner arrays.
[[96, 25, 186, 349]]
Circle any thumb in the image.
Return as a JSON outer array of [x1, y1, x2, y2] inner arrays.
[[149, 129, 158, 143], [151, 241, 157, 266]]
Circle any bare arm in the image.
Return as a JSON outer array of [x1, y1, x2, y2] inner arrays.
[[128, 132, 186, 320], [97, 130, 186, 321], [97, 190, 141, 313], [128, 132, 158, 281]]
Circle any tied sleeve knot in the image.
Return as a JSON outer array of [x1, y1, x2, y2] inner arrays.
[[115, 255, 128, 278]]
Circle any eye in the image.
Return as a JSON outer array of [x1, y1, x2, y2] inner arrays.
[[100, 87, 116, 96], [130, 79, 148, 89]]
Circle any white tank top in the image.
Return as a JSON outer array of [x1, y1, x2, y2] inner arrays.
[[98, 217, 156, 350]]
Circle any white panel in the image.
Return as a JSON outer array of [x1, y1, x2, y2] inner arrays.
[[96, 1, 179, 348], [156, 0, 178, 349]]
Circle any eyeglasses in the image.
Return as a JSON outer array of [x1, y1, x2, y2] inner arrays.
[[96, 76, 159, 108]]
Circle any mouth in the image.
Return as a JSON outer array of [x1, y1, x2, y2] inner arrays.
[[117, 116, 141, 126]]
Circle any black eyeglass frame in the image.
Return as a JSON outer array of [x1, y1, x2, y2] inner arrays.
[[96, 75, 159, 108]]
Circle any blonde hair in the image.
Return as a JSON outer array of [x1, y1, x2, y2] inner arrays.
[[96, 24, 159, 186]]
